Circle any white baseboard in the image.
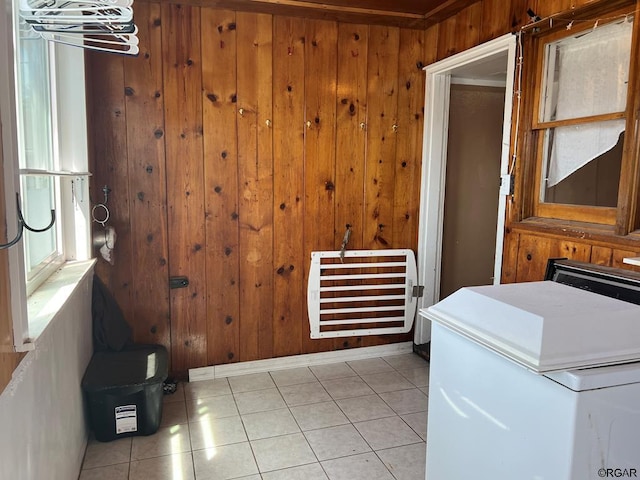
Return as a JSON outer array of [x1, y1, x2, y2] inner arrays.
[[189, 341, 414, 382]]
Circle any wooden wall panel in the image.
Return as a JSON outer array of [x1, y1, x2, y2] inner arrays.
[[392, 28, 424, 249], [591, 246, 613, 266], [515, 234, 552, 282], [302, 19, 339, 354], [549, 240, 591, 262], [360, 25, 400, 348], [479, 0, 511, 43], [364, 26, 399, 250], [501, 231, 520, 283], [162, 3, 207, 371], [436, 2, 481, 60], [272, 16, 306, 358], [202, 9, 241, 366], [334, 23, 368, 250], [87, 54, 134, 323], [237, 12, 275, 362], [123, 2, 171, 351]]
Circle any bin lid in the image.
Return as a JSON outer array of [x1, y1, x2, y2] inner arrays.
[[421, 281, 640, 373], [82, 345, 168, 391]]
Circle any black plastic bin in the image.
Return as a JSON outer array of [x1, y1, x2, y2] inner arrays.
[[82, 344, 169, 442]]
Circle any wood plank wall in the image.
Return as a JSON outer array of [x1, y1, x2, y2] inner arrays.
[[87, 5, 429, 374], [85, 0, 622, 375], [0, 0, 628, 392]]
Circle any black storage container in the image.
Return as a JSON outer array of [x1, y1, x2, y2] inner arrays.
[[82, 344, 169, 442]]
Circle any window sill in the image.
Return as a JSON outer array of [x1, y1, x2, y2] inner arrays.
[[509, 217, 640, 248], [26, 258, 96, 347]]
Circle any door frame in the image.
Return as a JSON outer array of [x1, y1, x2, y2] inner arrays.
[[414, 33, 517, 345]]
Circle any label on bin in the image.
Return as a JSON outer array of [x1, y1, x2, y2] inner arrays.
[[115, 405, 137, 434]]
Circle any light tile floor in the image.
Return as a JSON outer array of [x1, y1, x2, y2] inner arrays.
[[79, 353, 429, 480]]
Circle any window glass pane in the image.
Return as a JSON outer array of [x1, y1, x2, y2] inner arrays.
[[540, 18, 633, 123], [21, 176, 58, 278], [542, 128, 623, 207], [15, 29, 53, 170]]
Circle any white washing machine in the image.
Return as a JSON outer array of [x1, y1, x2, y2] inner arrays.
[[422, 266, 640, 480]]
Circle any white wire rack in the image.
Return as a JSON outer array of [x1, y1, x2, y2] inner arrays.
[[19, 0, 139, 55], [307, 249, 418, 339]]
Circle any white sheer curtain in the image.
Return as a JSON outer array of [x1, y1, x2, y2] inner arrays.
[[545, 19, 632, 187]]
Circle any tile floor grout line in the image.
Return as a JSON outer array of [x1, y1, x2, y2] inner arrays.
[[79, 354, 428, 479]]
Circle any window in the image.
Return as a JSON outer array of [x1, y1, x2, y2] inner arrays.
[[0, 5, 92, 349], [15, 25, 64, 294], [526, 8, 638, 229]]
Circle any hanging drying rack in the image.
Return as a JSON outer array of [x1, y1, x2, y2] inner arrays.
[[19, 0, 139, 55], [0, 193, 56, 250]]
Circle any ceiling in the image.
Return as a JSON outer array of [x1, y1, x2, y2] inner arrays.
[[196, 0, 480, 29]]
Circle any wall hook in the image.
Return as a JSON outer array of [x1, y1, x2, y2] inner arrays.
[[359, 122, 366, 130], [102, 185, 111, 204], [265, 119, 272, 127], [306, 120, 312, 129], [0, 193, 56, 250], [238, 108, 244, 116], [392, 124, 398, 133]]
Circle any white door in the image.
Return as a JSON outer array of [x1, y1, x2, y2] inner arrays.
[[414, 34, 517, 345]]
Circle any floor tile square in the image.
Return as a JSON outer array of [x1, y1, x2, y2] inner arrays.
[[160, 401, 188, 427], [131, 424, 191, 460], [228, 373, 276, 393], [379, 388, 428, 415], [235, 388, 286, 414], [346, 358, 394, 375], [189, 415, 247, 450], [270, 367, 317, 387], [261, 462, 328, 480], [290, 401, 349, 431], [398, 367, 430, 388], [320, 377, 374, 400], [354, 416, 422, 450], [184, 378, 231, 401], [377, 443, 426, 480], [187, 394, 238, 422], [360, 371, 414, 394], [192, 442, 259, 479], [242, 407, 300, 440], [129, 452, 194, 480], [304, 424, 370, 461], [401, 411, 428, 440], [279, 381, 331, 407], [382, 354, 427, 371], [251, 432, 316, 472], [321, 452, 394, 480], [335, 394, 396, 423], [309, 362, 356, 380], [82, 437, 131, 469], [79, 463, 129, 480]]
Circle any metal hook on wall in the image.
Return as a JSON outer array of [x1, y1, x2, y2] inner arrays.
[[0, 193, 56, 250], [91, 185, 111, 227]]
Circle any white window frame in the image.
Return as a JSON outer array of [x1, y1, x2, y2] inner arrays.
[[0, 0, 92, 351]]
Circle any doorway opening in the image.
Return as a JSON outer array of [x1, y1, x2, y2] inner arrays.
[[414, 34, 517, 348]]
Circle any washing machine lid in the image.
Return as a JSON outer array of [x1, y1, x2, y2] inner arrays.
[[422, 281, 640, 373]]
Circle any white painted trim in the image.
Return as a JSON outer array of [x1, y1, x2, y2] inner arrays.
[[493, 39, 517, 286], [415, 33, 517, 346], [450, 77, 507, 88], [188, 341, 414, 382]]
